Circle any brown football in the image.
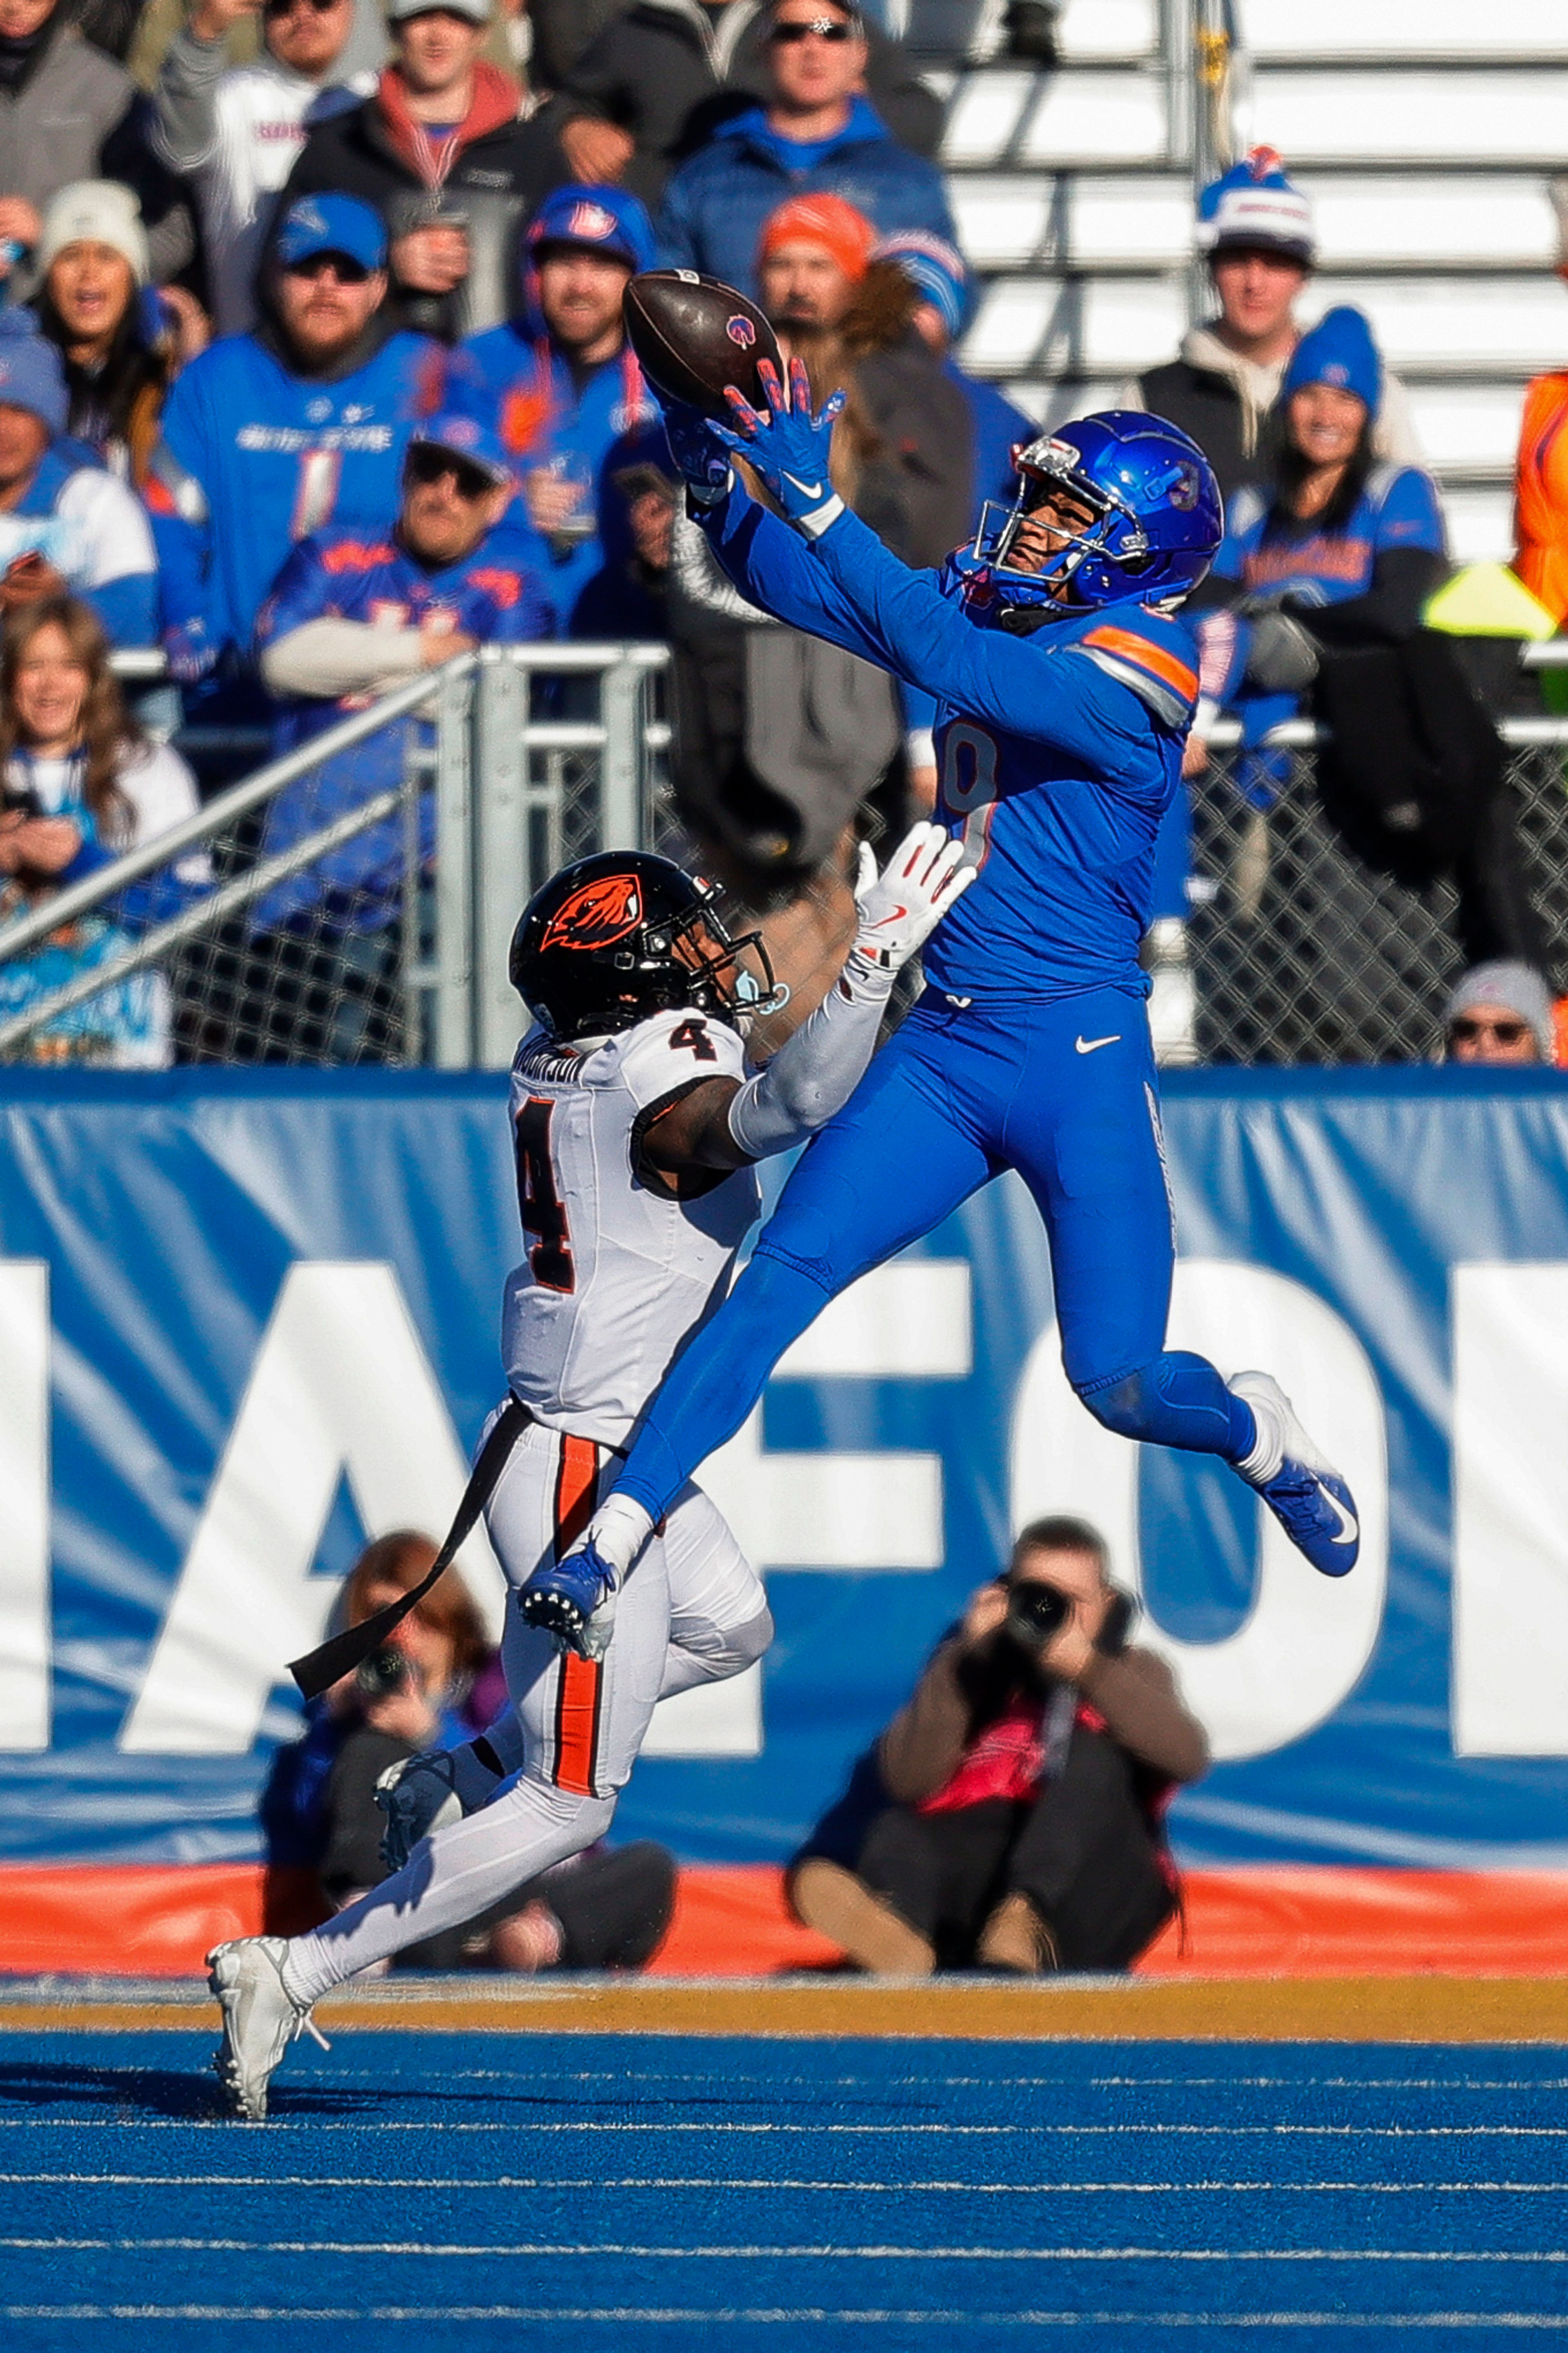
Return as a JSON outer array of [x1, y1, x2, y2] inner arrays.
[[623, 270, 784, 422]]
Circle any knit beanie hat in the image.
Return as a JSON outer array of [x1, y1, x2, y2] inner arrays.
[[37, 180, 150, 288], [0, 312, 66, 439], [1282, 304, 1383, 414], [1199, 145, 1315, 267], [757, 193, 875, 282], [872, 229, 969, 338], [1445, 961, 1556, 1059]]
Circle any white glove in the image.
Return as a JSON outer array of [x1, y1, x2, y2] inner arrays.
[[844, 821, 975, 997]]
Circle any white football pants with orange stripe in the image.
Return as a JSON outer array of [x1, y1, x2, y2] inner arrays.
[[282, 1414, 772, 2005]]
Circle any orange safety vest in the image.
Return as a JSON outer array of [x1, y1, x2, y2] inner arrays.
[[1514, 371, 1568, 622]]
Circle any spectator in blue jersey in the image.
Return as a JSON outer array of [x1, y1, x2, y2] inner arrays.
[[249, 410, 553, 1057], [0, 310, 157, 645], [655, 0, 956, 299], [453, 183, 659, 633], [1191, 306, 1546, 972], [147, 190, 444, 699]]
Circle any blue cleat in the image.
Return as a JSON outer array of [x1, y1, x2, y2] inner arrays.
[[1231, 1370, 1359, 1577], [519, 1539, 619, 1657]]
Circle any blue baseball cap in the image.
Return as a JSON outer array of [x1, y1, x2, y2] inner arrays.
[[1283, 304, 1382, 414], [275, 192, 388, 275], [526, 185, 655, 275], [408, 412, 514, 489]]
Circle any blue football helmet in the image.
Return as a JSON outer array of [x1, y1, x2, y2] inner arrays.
[[958, 411, 1223, 616]]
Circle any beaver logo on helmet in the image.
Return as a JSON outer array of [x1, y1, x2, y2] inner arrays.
[[540, 873, 642, 954]]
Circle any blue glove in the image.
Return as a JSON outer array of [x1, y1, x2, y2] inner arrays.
[[661, 399, 733, 511], [716, 356, 846, 540]]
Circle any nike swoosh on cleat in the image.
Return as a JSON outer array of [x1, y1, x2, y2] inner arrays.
[[1075, 1033, 1122, 1054], [1319, 1485, 1359, 1546], [782, 471, 825, 500]]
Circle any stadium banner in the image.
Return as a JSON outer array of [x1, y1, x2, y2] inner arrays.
[[3, 1064, 1568, 1968]]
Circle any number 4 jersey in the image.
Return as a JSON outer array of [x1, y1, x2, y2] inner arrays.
[[501, 1008, 762, 1447]]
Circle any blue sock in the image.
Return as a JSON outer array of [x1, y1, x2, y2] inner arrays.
[[1078, 1349, 1256, 1463]]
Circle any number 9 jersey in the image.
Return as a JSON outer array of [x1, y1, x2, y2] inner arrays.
[[501, 1008, 761, 1448]]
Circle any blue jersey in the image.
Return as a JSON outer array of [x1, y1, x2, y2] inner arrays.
[[252, 521, 555, 928], [704, 488, 1198, 1000], [451, 326, 657, 632], [1213, 462, 1445, 614], [147, 326, 446, 663]]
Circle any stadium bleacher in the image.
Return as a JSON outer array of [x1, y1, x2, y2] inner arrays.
[[945, 0, 1568, 564]]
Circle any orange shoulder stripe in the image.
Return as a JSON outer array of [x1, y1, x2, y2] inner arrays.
[[1081, 624, 1198, 703]]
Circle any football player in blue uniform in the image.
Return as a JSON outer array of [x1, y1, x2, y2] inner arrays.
[[519, 358, 1361, 1657]]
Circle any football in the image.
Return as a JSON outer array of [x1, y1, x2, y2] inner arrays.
[[623, 271, 784, 422]]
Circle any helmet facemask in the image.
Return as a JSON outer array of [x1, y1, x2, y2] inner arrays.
[[660, 892, 790, 1027], [974, 439, 1147, 610]]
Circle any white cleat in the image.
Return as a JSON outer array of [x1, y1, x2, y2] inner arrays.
[[1231, 1369, 1360, 1578], [207, 1935, 330, 2121]]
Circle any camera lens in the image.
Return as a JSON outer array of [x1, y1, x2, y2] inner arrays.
[[1004, 1581, 1071, 1650], [355, 1645, 408, 1699]]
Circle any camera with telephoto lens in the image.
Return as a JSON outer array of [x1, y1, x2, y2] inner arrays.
[[1004, 1579, 1072, 1654], [355, 1644, 410, 1700]]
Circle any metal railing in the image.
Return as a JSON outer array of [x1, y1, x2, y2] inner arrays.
[[0, 645, 669, 1071]]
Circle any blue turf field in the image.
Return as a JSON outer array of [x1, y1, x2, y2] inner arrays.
[[0, 2030, 1565, 2351]]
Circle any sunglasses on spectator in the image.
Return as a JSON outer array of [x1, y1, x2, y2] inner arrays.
[[265, 0, 343, 18], [405, 445, 498, 500], [770, 16, 857, 40], [284, 252, 374, 283], [1450, 1017, 1532, 1046]]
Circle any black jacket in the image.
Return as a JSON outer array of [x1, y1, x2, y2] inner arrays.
[[559, 0, 942, 206], [1135, 353, 1269, 511], [283, 80, 569, 340]]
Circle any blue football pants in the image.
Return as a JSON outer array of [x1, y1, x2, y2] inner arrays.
[[613, 988, 1255, 1523]]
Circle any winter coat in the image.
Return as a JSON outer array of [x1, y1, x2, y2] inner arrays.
[[1126, 323, 1423, 512], [0, 16, 192, 291], [835, 263, 973, 570], [283, 62, 569, 339], [558, 0, 942, 207], [655, 96, 956, 296]]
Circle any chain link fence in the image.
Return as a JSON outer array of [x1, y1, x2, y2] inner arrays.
[[1188, 727, 1568, 1066], [5, 646, 1566, 1071]]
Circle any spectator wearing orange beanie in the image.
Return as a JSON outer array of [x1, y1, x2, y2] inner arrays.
[[757, 193, 876, 334]]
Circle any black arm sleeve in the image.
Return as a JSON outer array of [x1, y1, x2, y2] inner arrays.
[[1291, 546, 1448, 649]]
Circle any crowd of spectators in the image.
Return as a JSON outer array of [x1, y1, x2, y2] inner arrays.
[[0, 0, 1557, 1065]]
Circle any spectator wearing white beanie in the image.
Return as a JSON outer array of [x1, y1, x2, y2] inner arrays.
[[31, 180, 206, 491]]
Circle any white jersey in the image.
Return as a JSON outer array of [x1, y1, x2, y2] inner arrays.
[[500, 1008, 761, 1447]]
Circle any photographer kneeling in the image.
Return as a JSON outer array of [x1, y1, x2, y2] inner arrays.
[[790, 1518, 1208, 1974]]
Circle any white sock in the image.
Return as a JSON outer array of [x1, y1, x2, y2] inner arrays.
[[588, 1491, 655, 1578], [1235, 1383, 1285, 1485]]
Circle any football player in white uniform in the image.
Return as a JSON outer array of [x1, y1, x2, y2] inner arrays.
[[207, 825, 970, 2116]]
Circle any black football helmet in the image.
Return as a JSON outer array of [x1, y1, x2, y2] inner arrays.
[[509, 850, 783, 1039]]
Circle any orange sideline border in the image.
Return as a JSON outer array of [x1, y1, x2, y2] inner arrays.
[[2, 1863, 1568, 1980]]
